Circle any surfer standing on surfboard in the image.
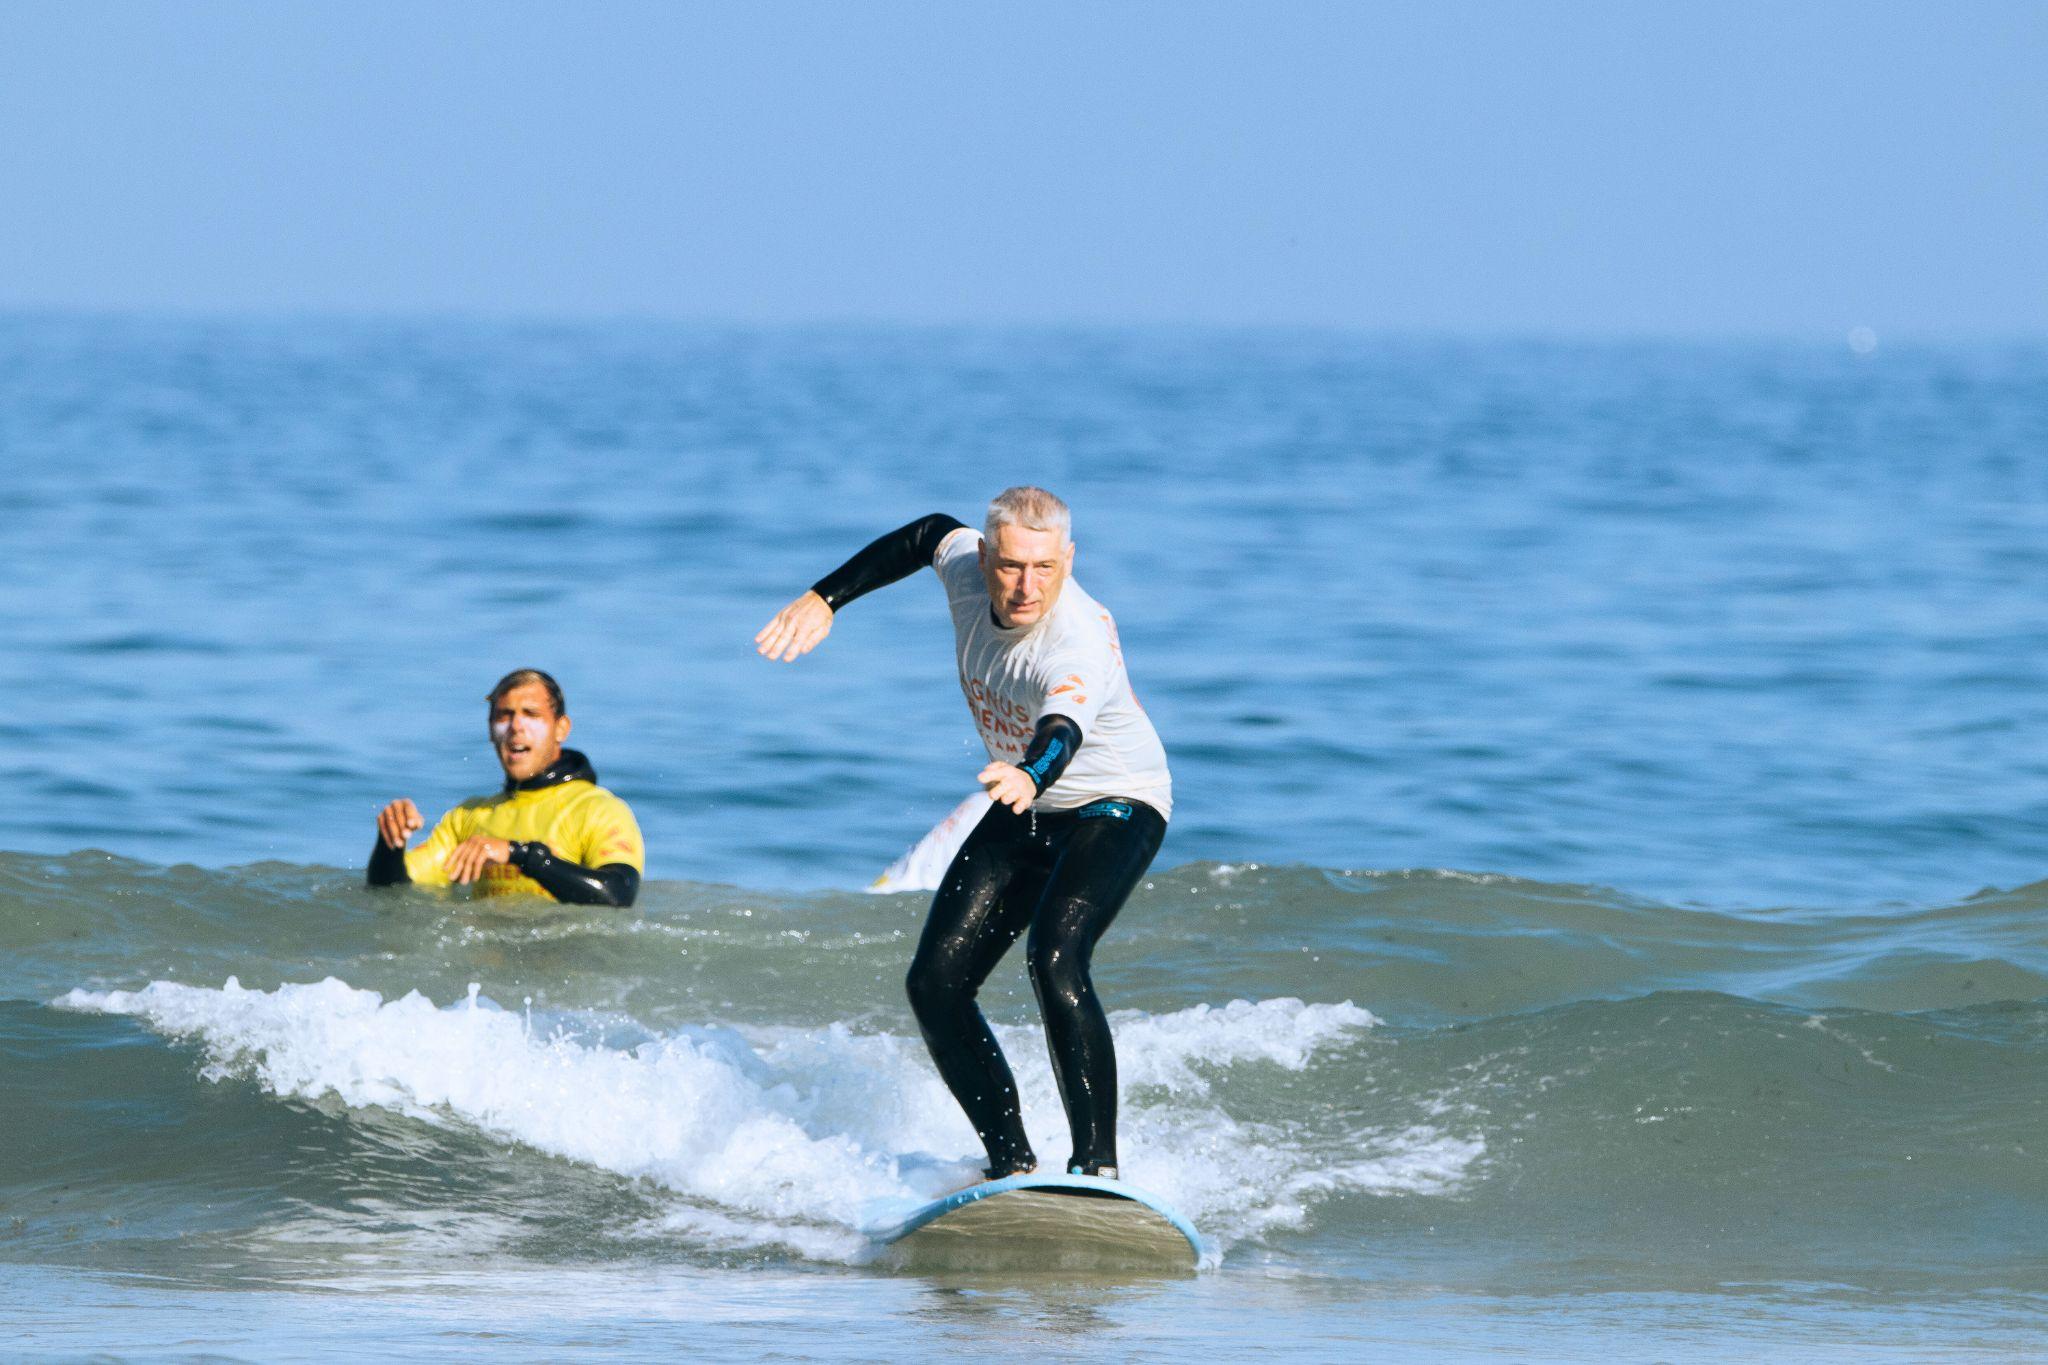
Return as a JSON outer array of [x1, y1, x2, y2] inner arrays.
[[756, 487, 1171, 1180]]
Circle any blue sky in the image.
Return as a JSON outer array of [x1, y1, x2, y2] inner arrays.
[[1, 2, 2041, 335]]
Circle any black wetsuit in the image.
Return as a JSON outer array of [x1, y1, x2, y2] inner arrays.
[[366, 749, 642, 907], [815, 515, 1167, 1177], [908, 795, 1165, 1177]]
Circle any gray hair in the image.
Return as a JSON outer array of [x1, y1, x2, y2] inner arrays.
[[985, 486, 1072, 545]]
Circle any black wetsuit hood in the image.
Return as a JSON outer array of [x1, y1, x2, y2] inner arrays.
[[505, 748, 598, 793]]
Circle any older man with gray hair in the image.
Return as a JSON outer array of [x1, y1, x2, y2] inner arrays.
[[756, 486, 1171, 1181]]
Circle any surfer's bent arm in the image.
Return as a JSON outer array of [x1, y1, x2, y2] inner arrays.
[[980, 714, 1084, 813], [368, 796, 429, 887], [508, 842, 641, 907], [1019, 714, 1082, 792], [757, 513, 967, 661], [811, 513, 968, 610], [980, 637, 1109, 811]]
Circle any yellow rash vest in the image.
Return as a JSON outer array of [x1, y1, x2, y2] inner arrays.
[[404, 749, 644, 899]]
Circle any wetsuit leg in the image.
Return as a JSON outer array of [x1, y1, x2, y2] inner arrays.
[[905, 802, 1052, 1175], [1024, 799, 1167, 1175]]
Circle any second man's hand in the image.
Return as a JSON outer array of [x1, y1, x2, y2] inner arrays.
[[377, 798, 424, 850], [978, 761, 1037, 815], [755, 590, 835, 662], [445, 835, 513, 885]]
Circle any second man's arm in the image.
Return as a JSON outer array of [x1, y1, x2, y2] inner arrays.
[[508, 842, 640, 907]]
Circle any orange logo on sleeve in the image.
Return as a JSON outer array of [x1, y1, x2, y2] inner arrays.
[[591, 824, 640, 862]]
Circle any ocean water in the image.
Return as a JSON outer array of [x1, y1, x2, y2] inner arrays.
[[2, 315, 2046, 1359]]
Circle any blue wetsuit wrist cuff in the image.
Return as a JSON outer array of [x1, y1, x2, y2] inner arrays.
[[1021, 738, 1066, 792], [1018, 715, 1083, 794]]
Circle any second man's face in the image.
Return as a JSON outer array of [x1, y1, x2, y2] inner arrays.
[[489, 681, 571, 783], [980, 524, 1075, 629]]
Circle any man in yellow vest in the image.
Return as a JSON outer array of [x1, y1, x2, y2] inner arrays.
[[367, 669, 645, 905]]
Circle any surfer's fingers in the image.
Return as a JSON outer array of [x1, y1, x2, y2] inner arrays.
[[978, 764, 1033, 814], [754, 602, 799, 650], [756, 603, 812, 658], [377, 801, 414, 848], [448, 837, 488, 883], [772, 619, 824, 661]]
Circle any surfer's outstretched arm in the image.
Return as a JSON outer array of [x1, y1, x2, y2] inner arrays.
[[755, 513, 967, 662], [811, 513, 968, 611]]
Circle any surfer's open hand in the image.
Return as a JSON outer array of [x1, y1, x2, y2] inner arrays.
[[755, 590, 834, 662], [978, 761, 1037, 815], [445, 835, 513, 884], [376, 799, 424, 850]]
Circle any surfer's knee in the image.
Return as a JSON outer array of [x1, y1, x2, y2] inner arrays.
[[905, 953, 963, 1022], [904, 958, 938, 1016], [1025, 926, 1090, 1011]]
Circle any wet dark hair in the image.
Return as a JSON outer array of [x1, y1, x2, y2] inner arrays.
[[487, 668, 566, 718]]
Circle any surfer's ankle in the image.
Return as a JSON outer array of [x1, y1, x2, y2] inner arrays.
[[984, 1157, 1037, 1180], [1068, 1161, 1118, 1180]]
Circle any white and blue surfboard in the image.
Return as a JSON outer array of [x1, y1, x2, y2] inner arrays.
[[869, 1172, 1210, 1272]]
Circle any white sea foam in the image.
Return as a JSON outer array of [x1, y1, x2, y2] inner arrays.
[[54, 978, 1468, 1263], [1114, 997, 1380, 1093]]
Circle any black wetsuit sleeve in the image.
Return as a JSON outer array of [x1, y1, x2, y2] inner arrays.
[[510, 841, 641, 908], [1018, 715, 1083, 794], [367, 837, 411, 887], [810, 514, 969, 611]]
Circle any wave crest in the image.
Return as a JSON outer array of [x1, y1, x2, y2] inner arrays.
[[55, 977, 1428, 1261]]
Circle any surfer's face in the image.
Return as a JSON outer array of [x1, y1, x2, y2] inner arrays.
[[981, 524, 1073, 629], [488, 681, 570, 782]]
